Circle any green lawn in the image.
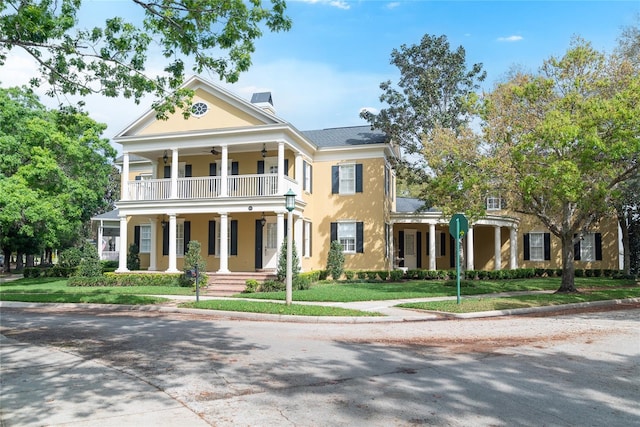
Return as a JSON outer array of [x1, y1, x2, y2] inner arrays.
[[0, 277, 195, 296], [397, 288, 640, 313], [179, 300, 382, 316], [235, 277, 637, 302]]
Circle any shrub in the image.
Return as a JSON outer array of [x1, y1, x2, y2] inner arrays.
[[68, 275, 118, 287], [344, 270, 355, 280], [318, 270, 328, 280], [326, 240, 345, 280], [126, 243, 140, 271], [357, 271, 367, 280], [244, 279, 259, 293], [277, 240, 300, 282], [592, 269, 603, 277], [101, 260, 118, 273], [261, 280, 285, 292], [574, 269, 584, 277], [69, 273, 183, 287], [23, 267, 44, 278], [182, 240, 207, 286], [294, 275, 311, 290], [76, 244, 102, 277], [58, 247, 83, 268], [366, 271, 379, 281], [390, 269, 404, 282], [378, 270, 389, 281], [299, 271, 321, 283]]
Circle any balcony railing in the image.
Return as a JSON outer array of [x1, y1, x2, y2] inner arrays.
[[126, 174, 298, 201]]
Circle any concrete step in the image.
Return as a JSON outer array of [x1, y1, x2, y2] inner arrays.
[[204, 272, 277, 296]]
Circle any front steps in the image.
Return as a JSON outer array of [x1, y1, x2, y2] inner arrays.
[[204, 271, 277, 296]]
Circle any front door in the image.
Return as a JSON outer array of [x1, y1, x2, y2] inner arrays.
[[263, 218, 278, 269], [404, 229, 417, 269]]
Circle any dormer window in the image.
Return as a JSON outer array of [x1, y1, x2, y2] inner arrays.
[[191, 102, 208, 117]]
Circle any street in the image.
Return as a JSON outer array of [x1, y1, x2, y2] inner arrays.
[[1, 305, 639, 426]]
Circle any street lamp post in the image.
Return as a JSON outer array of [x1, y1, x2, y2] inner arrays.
[[284, 189, 296, 306]]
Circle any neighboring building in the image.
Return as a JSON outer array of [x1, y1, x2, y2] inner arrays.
[[97, 76, 621, 275]]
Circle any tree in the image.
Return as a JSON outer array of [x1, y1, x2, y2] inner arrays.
[[361, 34, 488, 218], [76, 243, 102, 277], [482, 38, 640, 292], [183, 240, 207, 285], [0, 0, 292, 117], [126, 243, 140, 271], [276, 239, 300, 282], [326, 240, 345, 280], [0, 86, 116, 267]]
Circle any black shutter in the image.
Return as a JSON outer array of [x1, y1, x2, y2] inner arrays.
[[544, 233, 551, 261], [185, 165, 192, 178], [440, 233, 446, 256], [284, 159, 289, 177], [398, 231, 405, 267], [231, 161, 239, 175], [355, 163, 363, 193], [356, 222, 364, 253], [595, 233, 602, 261], [255, 220, 263, 269], [209, 163, 217, 176], [426, 232, 430, 255], [523, 233, 530, 261], [284, 219, 288, 237], [134, 226, 141, 249], [330, 222, 337, 242], [230, 220, 238, 255], [162, 224, 169, 256], [309, 164, 313, 193], [257, 160, 264, 174], [208, 221, 216, 255], [417, 231, 422, 268], [574, 234, 581, 261], [449, 235, 455, 268], [164, 166, 171, 178], [331, 166, 339, 194], [184, 221, 191, 250]]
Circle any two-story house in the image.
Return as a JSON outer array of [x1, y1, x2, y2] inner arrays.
[[96, 76, 621, 279]]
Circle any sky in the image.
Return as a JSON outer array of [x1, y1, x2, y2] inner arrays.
[[2, 0, 638, 152]]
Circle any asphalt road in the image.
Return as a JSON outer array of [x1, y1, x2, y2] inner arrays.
[[1, 306, 639, 426]]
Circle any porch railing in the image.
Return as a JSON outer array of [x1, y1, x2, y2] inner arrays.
[[127, 174, 293, 201]]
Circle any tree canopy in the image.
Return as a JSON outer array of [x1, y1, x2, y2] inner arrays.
[[0, 0, 292, 117], [0, 86, 116, 267]]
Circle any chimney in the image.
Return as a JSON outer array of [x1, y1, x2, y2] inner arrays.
[[250, 92, 276, 115]]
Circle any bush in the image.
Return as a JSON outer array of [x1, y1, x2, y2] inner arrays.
[[356, 271, 367, 280], [574, 269, 584, 277], [318, 270, 328, 280], [127, 243, 140, 271], [277, 240, 300, 282], [326, 240, 345, 280], [299, 271, 321, 283], [68, 275, 117, 287], [101, 260, 118, 273], [23, 267, 44, 278], [378, 270, 389, 281], [294, 275, 311, 290], [390, 269, 404, 281], [243, 279, 259, 293], [182, 240, 207, 286], [58, 247, 83, 268], [76, 244, 102, 277], [68, 273, 183, 287], [592, 269, 602, 277], [366, 271, 379, 281], [261, 280, 285, 292], [344, 270, 355, 280]]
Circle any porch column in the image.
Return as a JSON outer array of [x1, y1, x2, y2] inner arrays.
[[167, 214, 179, 273], [510, 227, 518, 269], [494, 226, 502, 270], [466, 226, 475, 270], [277, 141, 285, 194], [97, 220, 104, 260], [170, 148, 178, 199], [220, 145, 228, 197], [149, 219, 158, 271], [294, 215, 303, 269], [116, 215, 129, 272], [295, 152, 303, 184], [429, 223, 436, 270], [276, 212, 285, 261], [121, 152, 130, 200], [218, 213, 230, 273]]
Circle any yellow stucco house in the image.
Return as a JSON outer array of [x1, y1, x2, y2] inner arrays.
[[94, 76, 621, 279]]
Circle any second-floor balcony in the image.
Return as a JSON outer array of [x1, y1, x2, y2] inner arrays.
[[125, 174, 297, 201]]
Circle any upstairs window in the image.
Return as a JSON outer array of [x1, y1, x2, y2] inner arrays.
[[486, 196, 504, 211], [332, 163, 363, 194]]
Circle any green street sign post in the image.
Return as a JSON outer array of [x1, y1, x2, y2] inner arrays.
[[449, 214, 469, 304]]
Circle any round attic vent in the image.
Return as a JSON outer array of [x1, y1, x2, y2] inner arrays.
[[191, 102, 208, 117]]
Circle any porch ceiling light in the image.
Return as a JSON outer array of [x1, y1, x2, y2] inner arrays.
[[261, 143, 267, 158], [163, 150, 168, 164], [285, 189, 296, 212]]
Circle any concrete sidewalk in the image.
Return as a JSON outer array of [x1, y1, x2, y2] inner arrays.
[[0, 334, 209, 427]]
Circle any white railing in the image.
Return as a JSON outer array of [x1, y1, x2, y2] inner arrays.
[[101, 251, 119, 261], [126, 174, 294, 201]]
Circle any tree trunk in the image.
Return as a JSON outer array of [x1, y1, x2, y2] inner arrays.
[[16, 252, 24, 271], [557, 233, 578, 293], [618, 208, 631, 275]]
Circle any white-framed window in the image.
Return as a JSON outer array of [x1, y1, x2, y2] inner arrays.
[[339, 164, 355, 194], [176, 222, 185, 256], [191, 101, 208, 117], [580, 233, 595, 261], [303, 220, 311, 257], [338, 221, 356, 253], [486, 196, 502, 210], [140, 225, 151, 253], [529, 232, 545, 261]]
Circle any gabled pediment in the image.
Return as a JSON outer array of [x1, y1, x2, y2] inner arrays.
[[115, 76, 285, 138]]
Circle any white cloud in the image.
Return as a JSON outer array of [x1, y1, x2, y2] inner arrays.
[[386, 2, 401, 9], [299, 0, 351, 10], [497, 35, 523, 42]]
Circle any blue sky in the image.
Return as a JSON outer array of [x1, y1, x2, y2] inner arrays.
[[2, 0, 638, 143]]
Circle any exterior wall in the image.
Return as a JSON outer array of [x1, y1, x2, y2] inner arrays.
[[393, 224, 453, 270], [472, 226, 509, 270]]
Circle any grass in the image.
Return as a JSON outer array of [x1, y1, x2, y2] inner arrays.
[[235, 277, 636, 302], [0, 293, 168, 305], [397, 288, 640, 313], [179, 299, 382, 316], [0, 277, 196, 296]]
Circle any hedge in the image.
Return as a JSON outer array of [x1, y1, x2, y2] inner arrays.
[[68, 273, 183, 287]]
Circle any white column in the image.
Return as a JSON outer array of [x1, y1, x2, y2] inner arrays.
[[510, 227, 518, 269], [170, 148, 178, 199], [121, 152, 130, 200], [294, 215, 303, 270], [429, 223, 436, 270], [149, 220, 157, 271], [277, 141, 285, 194], [97, 220, 104, 260], [220, 145, 228, 197], [276, 212, 285, 260], [167, 214, 179, 272], [494, 226, 502, 270], [218, 213, 229, 273], [116, 216, 129, 272], [295, 152, 303, 185], [466, 226, 475, 270]]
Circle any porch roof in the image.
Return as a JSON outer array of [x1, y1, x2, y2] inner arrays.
[[303, 125, 388, 148]]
